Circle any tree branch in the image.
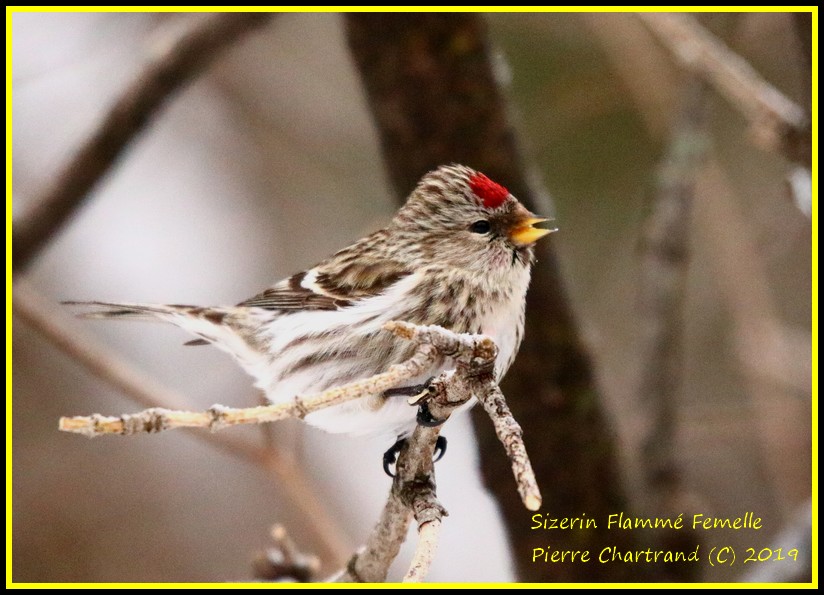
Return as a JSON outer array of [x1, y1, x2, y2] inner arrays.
[[403, 521, 441, 583], [476, 384, 541, 512], [339, 421, 447, 583], [12, 12, 273, 271], [252, 524, 321, 583], [636, 12, 810, 167], [56, 322, 445, 437], [330, 489, 411, 583], [638, 77, 707, 497], [53, 313, 541, 582], [13, 279, 261, 461], [331, 322, 539, 582], [634, 77, 709, 582], [55, 317, 541, 509]]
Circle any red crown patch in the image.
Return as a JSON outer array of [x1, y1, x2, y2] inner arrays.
[[469, 173, 509, 209]]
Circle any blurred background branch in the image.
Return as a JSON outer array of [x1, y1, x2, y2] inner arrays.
[[637, 12, 809, 167], [637, 12, 811, 219], [633, 77, 709, 581], [12, 12, 273, 271], [252, 524, 320, 583], [12, 278, 351, 570]]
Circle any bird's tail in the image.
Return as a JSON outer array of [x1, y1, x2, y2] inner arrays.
[[64, 301, 264, 365]]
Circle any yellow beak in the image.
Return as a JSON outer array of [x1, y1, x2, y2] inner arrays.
[[509, 217, 556, 247]]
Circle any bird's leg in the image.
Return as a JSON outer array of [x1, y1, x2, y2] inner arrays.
[[381, 435, 449, 477], [382, 376, 435, 400], [383, 376, 448, 429], [382, 376, 450, 476]]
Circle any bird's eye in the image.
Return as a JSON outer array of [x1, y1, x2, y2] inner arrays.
[[469, 220, 492, 234]]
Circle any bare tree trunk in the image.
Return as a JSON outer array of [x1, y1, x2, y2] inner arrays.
[[345, 13, 639, 581]]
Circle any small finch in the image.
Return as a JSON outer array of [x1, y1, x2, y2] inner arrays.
[[70, 164, 554, 445]]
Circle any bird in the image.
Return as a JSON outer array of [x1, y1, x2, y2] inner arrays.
[[68, 164, 554, 468]]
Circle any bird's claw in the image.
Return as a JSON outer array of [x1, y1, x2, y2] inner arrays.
[[385, 378, 444, 426], [383, 438, 405, 477], [382, 378, 447, 477], [433, 435, 447, 463], [382, 435, 449, 477]]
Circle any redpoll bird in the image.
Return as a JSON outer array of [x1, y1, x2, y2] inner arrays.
[[71, 164, 553, 446]]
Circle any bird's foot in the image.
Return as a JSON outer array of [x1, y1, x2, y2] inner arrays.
[[382, 377, 447, 476], [382, 435, 448, 477], [383, 377, 435, 401], [383, 377, 447, 428]]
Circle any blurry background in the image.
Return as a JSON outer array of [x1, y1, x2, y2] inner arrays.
[[11, 11, 811, 583]]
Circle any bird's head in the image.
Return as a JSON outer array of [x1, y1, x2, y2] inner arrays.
[[391, 164, 555, 273]]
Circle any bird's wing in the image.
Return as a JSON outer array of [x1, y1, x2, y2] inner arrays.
[[238, 261, 412, 311], [239, 270, 352, 310]]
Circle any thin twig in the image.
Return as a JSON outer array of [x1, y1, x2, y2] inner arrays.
[[637, 12, 808, 163], [57, 332, 440, 437], [397, 423, 448, 583], [257, 456, 352, 570], [12, 12, 273, 271], [13, 279, 261, 462], [403, 520, 441, 582], [252, 524, 321, 582], [330, 494, 412, 583], [334, 403, 448, 583], [398, 423, 451, 583], [477, 385, 542, 512], [393, 323, 542, 513], [12, 279, 351, 567]]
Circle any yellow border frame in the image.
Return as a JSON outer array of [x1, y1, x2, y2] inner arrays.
[[6, 5, 818, 589]]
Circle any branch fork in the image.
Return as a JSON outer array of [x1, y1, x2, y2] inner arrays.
[[58, 320, 542, 582]]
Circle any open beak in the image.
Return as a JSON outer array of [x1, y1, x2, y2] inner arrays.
[[509, 217, 556, 247]]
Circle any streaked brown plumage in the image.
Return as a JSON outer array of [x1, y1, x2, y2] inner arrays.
[[70, 164, 554, 438]]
